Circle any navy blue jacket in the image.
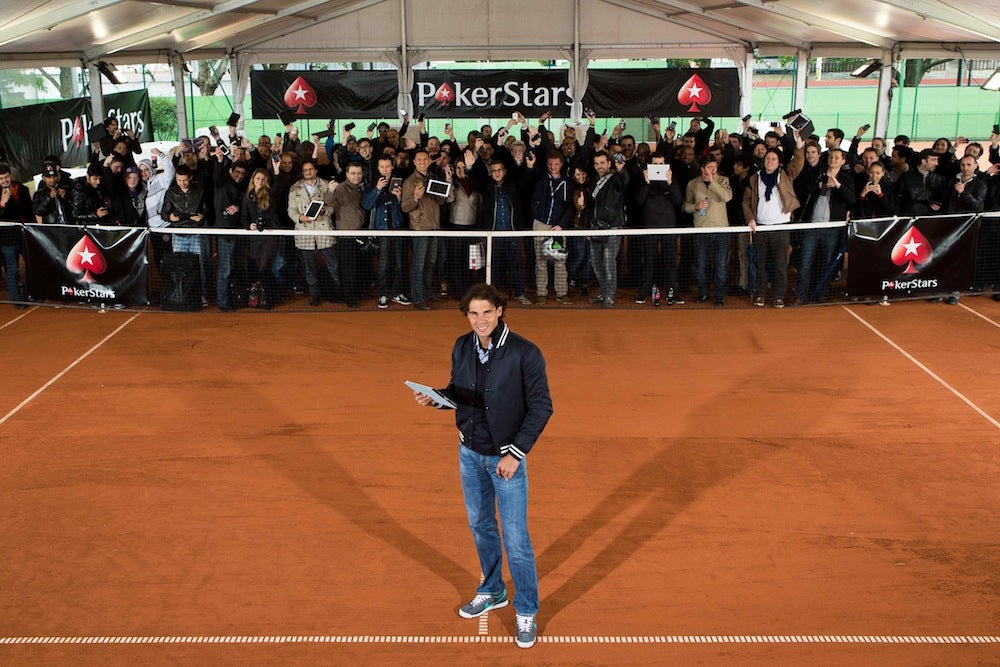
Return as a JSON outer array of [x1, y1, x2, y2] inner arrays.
[[442, 320, 552, 460]]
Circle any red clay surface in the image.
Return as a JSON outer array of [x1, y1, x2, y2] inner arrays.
[[0, 301, 997, 666]]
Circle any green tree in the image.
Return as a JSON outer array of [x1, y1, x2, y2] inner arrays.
[[150, 97, 179, 141], [903, 58, 952, 86]]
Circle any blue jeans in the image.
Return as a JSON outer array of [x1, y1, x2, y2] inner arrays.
[[215, 236, 237, 309], [459, 445, 538, 617], [590, 234, 622, 301], [1, 244, 21, 303], [695, 233, 729, 300], [796, 227, 840, 303], [411, 235, 438, 304]]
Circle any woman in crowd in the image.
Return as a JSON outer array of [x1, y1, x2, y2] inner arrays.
[[568, 162, 594, 296], [241, 168, 281, 308], [855, 162, 896, 219], [112, 166, 148, 226]]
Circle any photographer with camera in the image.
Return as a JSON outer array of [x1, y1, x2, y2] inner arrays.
[[33, 162, 70, 224]]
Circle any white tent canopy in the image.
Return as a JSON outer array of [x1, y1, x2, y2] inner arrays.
[[0, 0, 997, 136], [0, 0, 996, 67]]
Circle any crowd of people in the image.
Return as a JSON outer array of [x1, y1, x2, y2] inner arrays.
[[1, 111, 998, 311]]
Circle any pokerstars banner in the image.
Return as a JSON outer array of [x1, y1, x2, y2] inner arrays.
[[846, 215, 980, 298], [250, 70, 400, 120], [0, 90, 152, 183], [412, 70, 573, 117], [22, 224, 149, 306], [250, 68, 739, 120], [583, 68, 740, 117]]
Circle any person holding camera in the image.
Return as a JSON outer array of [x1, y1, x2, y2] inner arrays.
[[33, 162, 70, 224], [71, 163, 112, 224], [213, 157, 249, 311], [160, 164, 207, 304], [240, 168, 280, 308]]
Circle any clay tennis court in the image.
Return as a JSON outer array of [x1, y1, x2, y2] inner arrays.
[[1, 300, 998, 665]]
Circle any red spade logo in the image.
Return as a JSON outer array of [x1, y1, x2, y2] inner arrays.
[[71, 117, 84, 148], [677, 74, 712, 113], [434, 82, 454, 106], [283, 76, 318, 114], [890, 225, 932, 274], [66, 235, 107, 283]]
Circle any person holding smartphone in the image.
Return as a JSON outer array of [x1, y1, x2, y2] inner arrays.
[[0, 163, 32, 307]]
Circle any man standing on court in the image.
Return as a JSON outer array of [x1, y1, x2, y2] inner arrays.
[[413, 282, 552, 649]]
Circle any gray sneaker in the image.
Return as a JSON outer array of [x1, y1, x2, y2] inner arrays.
[[516, 614, 536, 648], [458, 590, 508, 618]]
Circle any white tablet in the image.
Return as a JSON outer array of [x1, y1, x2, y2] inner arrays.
[[305, 200, 324, 220], [647, 164, 670, 182], [427, 179, 452, 198]]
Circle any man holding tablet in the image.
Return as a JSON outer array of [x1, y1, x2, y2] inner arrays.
[[413, 283, 553, 649]]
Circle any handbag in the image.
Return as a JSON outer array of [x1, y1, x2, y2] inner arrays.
[[247, 281, 267, 309]]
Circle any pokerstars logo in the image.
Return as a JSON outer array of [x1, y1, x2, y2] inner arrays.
[[60, 114, 89, 150], [61, 235, 117, 298], [881, 225, 939, 291], [283, 76, 317, 114], [415, 79, 571, 110], [677, 74, 712, 113]]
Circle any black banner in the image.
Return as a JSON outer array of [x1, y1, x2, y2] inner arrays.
[[23, 224, 149, 306], [250, 70, 399, 120], [0, 90, 152, 183], [847, 215, 980, 298], [248, 68, 738, 120], [583, 68, 740, 117], [412, 70, 572, 118]]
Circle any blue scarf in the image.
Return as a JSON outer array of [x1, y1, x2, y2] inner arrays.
[[760, 169, 779, 202]]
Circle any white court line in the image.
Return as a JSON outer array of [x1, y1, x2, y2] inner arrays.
[[841, 306, 1000, 430], [0, 634, 996, 645], [0, 313, 140, 427], [958, 302, 1000, 329], [0, 305, 38, 330]]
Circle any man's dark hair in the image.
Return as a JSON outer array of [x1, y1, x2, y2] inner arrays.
[[649, 151, 666, 161], [593, 150, 611, 162], [413, 149, 430, 160], [357, 137, 372, 148], [918, 148, 937, 162], [345, 160, 363, 172], [44, 155, 62, 166], [377, 155, 394, 166], [697, 154, 717, 169], [683, 131, 698, 140], [174, 164, 193, 177], [460, 283, 507, 317], [894, 134, 910, 145], [891, 145, 913, 161], [734, 154, 755, 171], [0, 163, 11, 176], [828, 128, 845, 141], [621, 134, 635, 144], [545, 150, 563, 163], [230, 159, 249, 172], [299, 158, 318, 171]]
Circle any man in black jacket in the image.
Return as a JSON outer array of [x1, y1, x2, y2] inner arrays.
[[160, 165, 207, 304], [414, 282, 552, 649], [213, 158, 249, 311], [477, 159, 532, 305], [580, 150, 629, 307], [0, 163, 32, 307], [897, 149, 945, 217]]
